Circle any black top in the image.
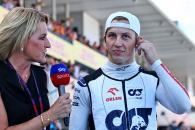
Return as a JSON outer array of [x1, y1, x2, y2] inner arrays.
[[0, 60, 50, 129]]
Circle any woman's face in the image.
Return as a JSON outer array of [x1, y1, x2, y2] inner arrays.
[[24, 22, 51, 63]]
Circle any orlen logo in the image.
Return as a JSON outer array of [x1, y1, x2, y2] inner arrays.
[[128, 89, 143, 96], [58, 67, 66, 72], [57, 74, 69, 79], [106, 97, 122, 102], [106, 88, 122, 102], [107, 88, 119, 95]]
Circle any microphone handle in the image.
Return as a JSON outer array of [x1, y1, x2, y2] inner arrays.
[[57, 85, 69, 127], [58, 85, 65, 96], [64, 117, 69, 127]]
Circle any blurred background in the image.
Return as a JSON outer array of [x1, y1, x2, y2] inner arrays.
[[0, 0, 195, 129]]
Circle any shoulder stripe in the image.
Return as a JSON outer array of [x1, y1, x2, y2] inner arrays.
[[84, 68, 103, 83], [77, 77, 87, 87], [160, 64, 189, 97]]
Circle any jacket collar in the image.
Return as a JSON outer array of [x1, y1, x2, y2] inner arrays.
[[101, 60, 140, 80]]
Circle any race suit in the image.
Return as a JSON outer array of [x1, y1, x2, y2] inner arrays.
[[69, 60, 191, 130]]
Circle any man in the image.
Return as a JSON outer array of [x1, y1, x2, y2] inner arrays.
[[69, 11, 191, 130]]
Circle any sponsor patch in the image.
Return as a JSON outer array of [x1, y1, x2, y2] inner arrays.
[[107, 88, 119, 95], [77, 78, 87, 87], [72, 102, 79, 106], [128, 88, 143, 99]]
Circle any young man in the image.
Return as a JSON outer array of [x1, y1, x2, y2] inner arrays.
[[69, 11, 191, 130]]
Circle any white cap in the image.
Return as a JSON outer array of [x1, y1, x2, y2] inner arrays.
[[105, 11, 140, 35]]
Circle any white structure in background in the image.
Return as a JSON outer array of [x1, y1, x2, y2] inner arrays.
[[83, 12, 100, 46]]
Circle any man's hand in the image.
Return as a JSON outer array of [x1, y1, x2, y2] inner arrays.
[[136, 37, 159, 65]]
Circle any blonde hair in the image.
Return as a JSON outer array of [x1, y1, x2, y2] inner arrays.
[[0, 7, 48, 60]]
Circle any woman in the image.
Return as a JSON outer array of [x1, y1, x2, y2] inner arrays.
[[0, 7, 71, 130]]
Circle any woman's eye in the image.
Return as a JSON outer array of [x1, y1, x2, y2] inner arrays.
[[40, 37, 45, 40]]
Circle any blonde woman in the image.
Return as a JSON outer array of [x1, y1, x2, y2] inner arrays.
[[0, 7, 71, 130]]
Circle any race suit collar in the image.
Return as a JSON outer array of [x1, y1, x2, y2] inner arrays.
[[101, 60, 140, 80]]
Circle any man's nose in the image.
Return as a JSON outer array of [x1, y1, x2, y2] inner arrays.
[[114, 36, 123, 46]]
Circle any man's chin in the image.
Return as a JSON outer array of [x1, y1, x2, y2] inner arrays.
[[112, 58, 125, 65], [111, 57, 132, 65]]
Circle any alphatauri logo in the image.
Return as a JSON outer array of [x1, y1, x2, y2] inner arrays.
[[128, 89, 143, 96]]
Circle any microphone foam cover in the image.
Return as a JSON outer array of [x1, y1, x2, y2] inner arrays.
[[50, 63, 70, 87]]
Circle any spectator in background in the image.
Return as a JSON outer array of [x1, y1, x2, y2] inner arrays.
[[47, 18, 54, 31], [64, 27, 74, 42], [71, 28, 78, 41], [65, 17, 74, 27], [72, 27, 80, 40], [191, 125, 195, 130], [2, 0, 14, 10], [31, 0, 44, 11], [53, 20, 65, 36], [66, 60, 74, 76], [13, 0, 20, 7]]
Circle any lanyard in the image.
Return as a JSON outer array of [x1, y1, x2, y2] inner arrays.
[[6, 60, 44, 116]]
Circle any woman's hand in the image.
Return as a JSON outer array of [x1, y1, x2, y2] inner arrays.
[[47, 93, 72, 121]]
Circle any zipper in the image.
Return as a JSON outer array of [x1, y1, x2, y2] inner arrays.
[[122, 81, 130, 130]]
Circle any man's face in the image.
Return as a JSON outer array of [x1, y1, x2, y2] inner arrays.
[[105, 26, 137, 65]]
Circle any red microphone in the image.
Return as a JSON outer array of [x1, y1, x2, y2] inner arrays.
[[50, 63, 70, 126], [50, 63, 70, 95], [50, 71, 70, 86]]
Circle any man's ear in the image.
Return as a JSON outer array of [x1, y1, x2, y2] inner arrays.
[[103, 36, 109, 56], [104, 31, 107, 43], [136, 36, 144, 48], [135, 36, 139, 48], [104, 35, 106, 43]]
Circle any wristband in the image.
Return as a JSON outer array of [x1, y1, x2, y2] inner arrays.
[[40, 114, 45, 127], [40, 113, 52, 128]]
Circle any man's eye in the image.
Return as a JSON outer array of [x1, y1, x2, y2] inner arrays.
[[107, 33, 117, 38], [122, 34, 130, 39]]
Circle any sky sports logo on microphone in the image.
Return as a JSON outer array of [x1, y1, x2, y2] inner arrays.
[[50, 64, 69, 74], [57, 73, 70, 79], [50, 64, 70, 86], [58, 67, 67, 72]]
